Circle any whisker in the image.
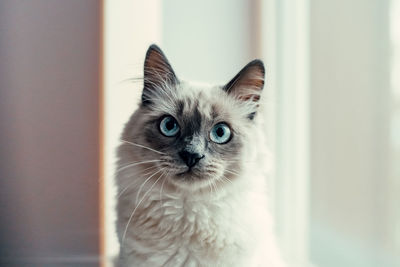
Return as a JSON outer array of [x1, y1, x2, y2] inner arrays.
[[117, 167, 162, 200], [207, 179, 214, 195], [221, 175, 234, 185], [224, 159, 256, 164], [211, 180, 217, 195], [122, 171, 165, 247], [120, 139, 165, 155], [224, 169, 240, 176], [159, 169, 170, 206], [209, 180, 217, 195], [117, 166, 160, 199], [213, 179, 221, 195], [118, 161, 159, 172], [138, 164, 160, 173], [116, 159, 161, 174], [135, 168, 164, 203]]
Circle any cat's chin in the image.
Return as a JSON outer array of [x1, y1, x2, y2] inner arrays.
[[172, 168, 208, 181], [165, 167, 226, 192]]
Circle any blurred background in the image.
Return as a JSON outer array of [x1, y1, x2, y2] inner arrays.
[[0, 0, 399, 266]]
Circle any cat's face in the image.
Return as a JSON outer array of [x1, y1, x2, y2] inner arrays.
[[120, 45, 264, 191]]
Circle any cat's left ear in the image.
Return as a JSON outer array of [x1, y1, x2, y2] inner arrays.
[[223, 60, 265, 118], [142, 44, 178, 105]]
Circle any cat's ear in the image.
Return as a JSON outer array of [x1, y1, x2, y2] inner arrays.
[[223, 59, 265, 103], [142, 44, 178, 105]]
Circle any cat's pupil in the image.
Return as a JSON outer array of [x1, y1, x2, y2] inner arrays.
[[166, 119, 175, 130], [216, 127, 224, 137]]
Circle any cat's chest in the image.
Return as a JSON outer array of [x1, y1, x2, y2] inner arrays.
[[130, 195, 245, 251], [120, 187, 273, 266]]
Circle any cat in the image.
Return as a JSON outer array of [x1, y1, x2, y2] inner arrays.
[[115, 44, 285, 267]]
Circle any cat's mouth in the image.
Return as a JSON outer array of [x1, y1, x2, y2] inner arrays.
[[164, 161, 222, 183], [174, 166, 204, 180], [176, 167, 196, 176], [176, 170, 189, 176]]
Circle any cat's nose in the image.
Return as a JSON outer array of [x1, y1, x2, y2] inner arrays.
[[179, 151, 204, 168]]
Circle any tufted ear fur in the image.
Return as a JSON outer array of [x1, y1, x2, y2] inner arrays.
[[223, 60, 265, 102], [223, 60, 265, 119], [142, 44, 178, 105]]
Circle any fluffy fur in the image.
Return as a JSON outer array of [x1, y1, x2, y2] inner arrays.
[[115, 45, 285, 267]]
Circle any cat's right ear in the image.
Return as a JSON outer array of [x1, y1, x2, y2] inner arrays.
[[222, 60, 265, 119], [142, 44, 178, 105]]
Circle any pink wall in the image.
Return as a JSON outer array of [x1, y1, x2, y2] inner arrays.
[[0, 1, 102, 265]]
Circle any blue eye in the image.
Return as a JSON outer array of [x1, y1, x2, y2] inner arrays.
[[210, 123, 232, 144], [159, 116, 180, 137]]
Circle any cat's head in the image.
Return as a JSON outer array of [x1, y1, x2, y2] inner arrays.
[[120, 44, 265, 191]]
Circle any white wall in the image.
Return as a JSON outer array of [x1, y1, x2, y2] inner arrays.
[[161, 0, 254, 83]]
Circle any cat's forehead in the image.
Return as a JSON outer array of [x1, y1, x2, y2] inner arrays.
[[173, 81, 235, 121], [147, 80, 247, 125]]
